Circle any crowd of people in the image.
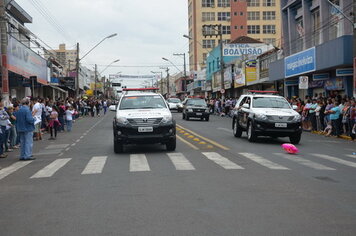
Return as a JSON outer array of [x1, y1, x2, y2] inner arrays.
[[0, 96, 112, 160], [205, 93, 356, 140]]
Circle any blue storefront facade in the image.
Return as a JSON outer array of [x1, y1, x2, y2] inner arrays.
[[270, 35, 353, 98]]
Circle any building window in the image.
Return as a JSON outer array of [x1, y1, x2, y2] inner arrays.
[[263, 0, 275, 6], [247, 25, 260, 34], [203, 53, 208, 64], [202, 0, 215, 7], [202, 12, 215, 21], [202, 39, 216, 48], [240, 25, 244, 29], [218, 39, 230, 44], [329, 0, 342, 40], [247, 0, 260, 7], [312, 9, 321, 46], [263, 38, 276, 45], [217, 0, 230, 7], [222, 26, 231, 34], [218, 12, 231, 21], [263, 11, 276, 20], [234, 12, 237, 16], [202, 25, 215, 35], [295, 18, 304, 53], [247, 11, 260, 20], [263, 25, 276, 34], [234, 25, 238, 30]]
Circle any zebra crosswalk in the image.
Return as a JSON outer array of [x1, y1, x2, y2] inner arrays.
[[1, 151, 356, 181]]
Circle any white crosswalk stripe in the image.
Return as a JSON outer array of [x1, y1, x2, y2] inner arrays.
[[167, 153, 195, 170], [82, 156, 107, 175], [31, 158, 71, 178], [274, 153, 335, 170], [239, 153, 289, 170], [0, 161, 33, 180], [202, 152, 244, 169], [130, 154, 150, 172], [311, 154, 356, 168]]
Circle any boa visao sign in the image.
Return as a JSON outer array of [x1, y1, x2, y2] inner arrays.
[[223, 44, 273, 57], [285, 47, 316, 78]]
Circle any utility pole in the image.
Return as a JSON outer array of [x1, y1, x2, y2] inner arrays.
[[0, 0, 9, 105], [75, 42, 80, 98], [94, 64, 97, 98], [173, 53, 187, 94], [166, 68, 170, 99], [203, 24, 225, 100]]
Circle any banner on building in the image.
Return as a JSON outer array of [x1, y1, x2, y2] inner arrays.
[[285, 47, 316, 78], [223, 44, 273, 57], [213, 73, 222, 92], [245, 60, 257, 84], [90, 83, 103, 90], [233, 60, 245, 88], [7, 36, 48, 84], [325, 78, 344, 90]]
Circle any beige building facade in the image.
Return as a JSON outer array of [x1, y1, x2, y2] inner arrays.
[[49, 44, 77, 75], [188, 0, 281, 71]]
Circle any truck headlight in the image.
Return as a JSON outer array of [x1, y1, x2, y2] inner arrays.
[[117, 116, 129, 125], [205, 109, 210, 113], [188, 108, 193, 112], [292, 114, 301, 122], [255, 113, 268, 121], [162, 115, 172, 123]]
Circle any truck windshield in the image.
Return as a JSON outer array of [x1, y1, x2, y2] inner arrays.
[[167, 98, 181, 103], [120, 95, 167, 110], [186, 99, 206, 106], [253, 97, 291, 109]]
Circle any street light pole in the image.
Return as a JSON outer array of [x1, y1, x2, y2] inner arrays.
[[166, 68, 170, 99], [94, 64, 97, 98], [75, 33, 117, 98], [173, 53, 187, 94]]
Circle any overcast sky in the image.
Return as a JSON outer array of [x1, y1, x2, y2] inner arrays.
[[16, 0, 188, 87]]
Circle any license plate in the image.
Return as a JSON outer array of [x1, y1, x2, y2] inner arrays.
[[196, 113, 202, 116], [275, 123, 287, 128], [138, 127, 153, 132]]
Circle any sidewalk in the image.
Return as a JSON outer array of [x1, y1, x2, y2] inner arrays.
[[311, 130, 353, 141]]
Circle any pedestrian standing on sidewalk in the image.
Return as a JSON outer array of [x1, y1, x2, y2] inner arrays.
[[58, 103, 65, 132], [95, 100, 101, 117], [0, 101, 9, 158], [16, 98, 35, 161], [7, 106, 17, 150], [48, 106, 60, 140], [32, 98, 42, 141], [65, 106, 74, 132], [350, 99, 356, 140], [103, 100, 108, 115], [327, 101, 341, 137]]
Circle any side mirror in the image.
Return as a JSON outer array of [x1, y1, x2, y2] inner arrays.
[[242, 103, 250, 109], [292, 105, 298, 110]]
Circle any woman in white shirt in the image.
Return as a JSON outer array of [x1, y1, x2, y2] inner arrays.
[[65, 106, 75, 132]]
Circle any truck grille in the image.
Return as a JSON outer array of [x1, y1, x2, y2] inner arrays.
[[127, 118, 162, 126], [266, 116, 294, 122], [193, 108, 206, 112]]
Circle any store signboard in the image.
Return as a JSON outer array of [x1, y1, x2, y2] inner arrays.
[[285, 47, 316, 78], [7, 36, 48, 84], [246, 60, 257, 84], [313, 73, 329, 81], [223, 44, 273, 57], [336, 68, 353, 76]]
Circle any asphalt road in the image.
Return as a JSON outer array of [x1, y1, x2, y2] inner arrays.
[[0, 111, 356, 236]]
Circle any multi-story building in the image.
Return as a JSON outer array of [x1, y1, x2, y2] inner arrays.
[[269, 0, 354, 98], [187, 0, 281, 71], [49, 44, 77, 75]]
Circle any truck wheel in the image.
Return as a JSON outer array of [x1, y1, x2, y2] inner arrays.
[[205, 116, 209, 121], [233, 120, 242, 138], [247, 122, 257, 142], [166, 138, 176, 151], [186, 115, 189, 121], [289, 134, 301, 144], [114, 139, 124, 153], [182, 113, 186, 120]]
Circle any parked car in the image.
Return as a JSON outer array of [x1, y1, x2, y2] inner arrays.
[[167, 98, 183, 112], [232, 91, 302, 144], [182, 98, 209, 121]]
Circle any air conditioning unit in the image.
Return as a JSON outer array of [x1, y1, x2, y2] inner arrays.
[[226, 16, 231, 22], [211, 4, 215, 8]]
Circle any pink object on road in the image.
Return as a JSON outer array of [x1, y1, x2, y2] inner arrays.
[[281, 143, 299, 154]]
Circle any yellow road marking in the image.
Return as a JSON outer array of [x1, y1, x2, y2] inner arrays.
[[177, 124, 230, 150], [206, 145, 214, 149], [184, 133, 190, 136], [188, 135, 194, 139], [176, 135, 199, 150], [179, 130, 185, 133], [199, 141, 207, 145], [193, 138, 200, 141]]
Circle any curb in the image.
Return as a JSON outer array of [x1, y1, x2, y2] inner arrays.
[[311, 131, 352, 141]]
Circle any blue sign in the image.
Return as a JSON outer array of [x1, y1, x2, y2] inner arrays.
[[336, 68, 353, 76], [50, 77, 60, 85], [313, 73, 329, 80], [285, 47, 316, 78]]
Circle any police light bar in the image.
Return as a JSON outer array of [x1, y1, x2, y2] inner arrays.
[[247, 90, 278, 94], [122, 87, 159, 91]]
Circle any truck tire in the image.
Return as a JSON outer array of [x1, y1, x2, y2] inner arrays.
[[166, 138, 176, 151], [247, 122, 257, 142], [114, 139, 124, 153], [289, 134, 301, 144], [233, 120, 242, 138]]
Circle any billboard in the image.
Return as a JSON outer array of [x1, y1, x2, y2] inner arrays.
[[223, 44, 273, 57], [245, 60, 257, 84]]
